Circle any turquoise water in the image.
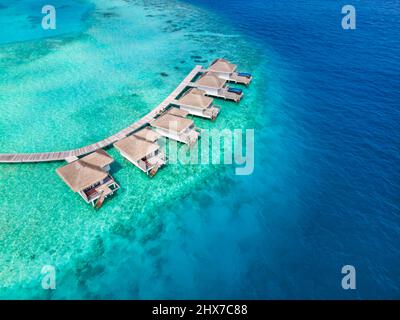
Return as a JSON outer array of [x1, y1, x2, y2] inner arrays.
[[1, 0, 399, 299], [0, 0, 270, 298], [0, 0, 93, 44]]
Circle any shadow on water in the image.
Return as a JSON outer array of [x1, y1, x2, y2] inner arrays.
[[108, 156, 123, 175]]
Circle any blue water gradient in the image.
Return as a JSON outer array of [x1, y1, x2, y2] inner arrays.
[[0, 0, 399, 299], [183, 0, 400, 298]]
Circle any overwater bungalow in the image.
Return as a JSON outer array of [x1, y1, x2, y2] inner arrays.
[[150, 112, 200, 145], [193, 72, 243, 102], [173, 88, 220, 120], [207, 58, 252, 86], [133, 126, 162, 143], [165, 107, 189, 118], [114, 133, 166, 177], [56, 149, 120, 208]]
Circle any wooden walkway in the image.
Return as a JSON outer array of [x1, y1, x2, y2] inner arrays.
[[0, 66, 202, 163]]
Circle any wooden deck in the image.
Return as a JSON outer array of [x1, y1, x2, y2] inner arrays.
[[0, 66, 202, 163], [188, 82, 242, 102]]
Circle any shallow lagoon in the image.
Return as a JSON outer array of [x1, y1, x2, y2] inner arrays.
[[0, 0, 270, 298], [1, 0, 399, 299]]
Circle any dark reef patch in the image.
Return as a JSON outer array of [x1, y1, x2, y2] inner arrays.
[[111, 222, 134, 239], [0, 36, 77, 68], [27, 15, 41, 24], [75, 260, 105, 282], [102, 12, 119, 18]]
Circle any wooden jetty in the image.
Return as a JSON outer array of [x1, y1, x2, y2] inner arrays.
[[0, 66, 202, 163]]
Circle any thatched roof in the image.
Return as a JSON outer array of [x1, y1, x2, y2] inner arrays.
[[56, 150, 113, 192], [209, 58, 237, 73], [195, 72, 226, 89], [166, 107, 189, 118], [80, 149, 114, 168], [178, 88, 213, 109], [114, 135, 159, 162], [134, 127, 161, 142], [151, 114, 194, 133]]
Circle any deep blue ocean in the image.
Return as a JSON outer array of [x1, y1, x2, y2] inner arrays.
[[182, 0, 400, 298]]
